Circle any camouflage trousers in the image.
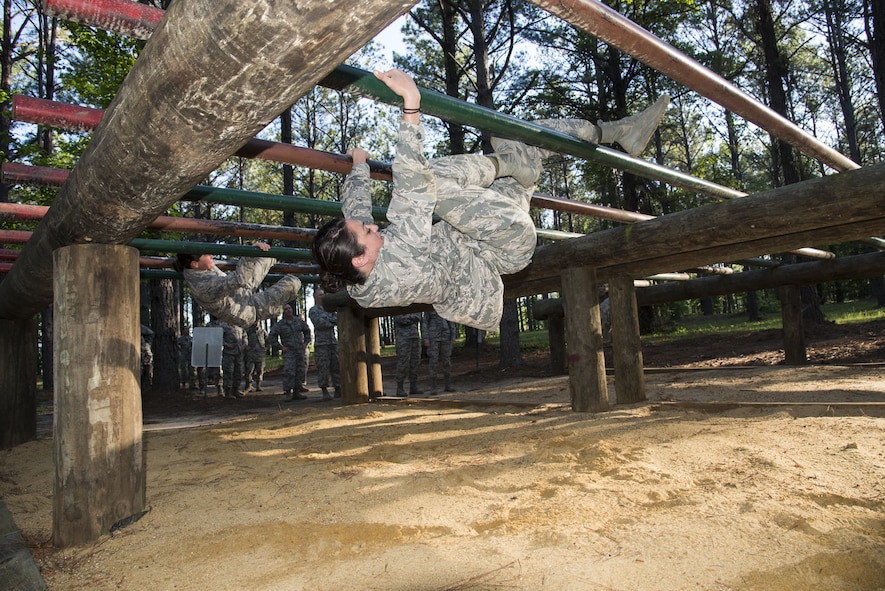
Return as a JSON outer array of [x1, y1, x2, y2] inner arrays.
[[222, 353, 243, 396], [313, 344, 340, 389], [426, 338, 453, 384], [178, 357, 195, 388], [395, 337, 421, 385], [244, 354, 265, 389], [281, 349, 306, 394]]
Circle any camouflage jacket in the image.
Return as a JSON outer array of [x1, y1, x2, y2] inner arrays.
[[308, 306, 337, 346], [394, 313, 421, 342], [183, 256, 275, 327], [422, 311, 457, 342]]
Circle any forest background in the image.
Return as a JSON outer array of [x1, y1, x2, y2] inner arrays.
[[1, 0, 884, 392]]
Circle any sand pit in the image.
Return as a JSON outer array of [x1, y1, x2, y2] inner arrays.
[[2, 363, 885, 590]]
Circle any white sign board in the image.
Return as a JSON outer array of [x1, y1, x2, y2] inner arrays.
[[192, 326, 223, 368]]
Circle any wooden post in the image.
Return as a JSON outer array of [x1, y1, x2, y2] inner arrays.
[[0, 317, 38, 450], [337, 305, 370, 405], [365, 316, 383, 400], [533, 298, 566, 375], [609, 274, 646, 404], [561, 267, 609, 412], [52, 244, 145, 547], [779, 284, 808, 365]]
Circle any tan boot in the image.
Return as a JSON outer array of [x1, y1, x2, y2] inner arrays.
[[597, 95, 670, 158], [488, 137, 545, 188]]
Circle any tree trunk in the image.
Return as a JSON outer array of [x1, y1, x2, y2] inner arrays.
[[150, 278, 180, 392], [865, 0, 885, 130]]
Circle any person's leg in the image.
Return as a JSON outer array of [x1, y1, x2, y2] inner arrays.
[[329, 346, 340, 396], [427, 339, 441, 394], [408, 337, 422, 395], [252, 275, 302, 322], [254, 357, 265, 391], [395, 338, 409, 395], [534, 95, 669, 158], [441, 339, 454, 392]]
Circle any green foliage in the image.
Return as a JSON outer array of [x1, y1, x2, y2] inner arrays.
[[57, 24, 141, 108]]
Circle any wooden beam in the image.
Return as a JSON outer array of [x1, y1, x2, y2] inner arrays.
[[609, 275, 645, 404], [0, 0, 416, 320], [511, 162, 885, 288], [0, 318, 37, 450]]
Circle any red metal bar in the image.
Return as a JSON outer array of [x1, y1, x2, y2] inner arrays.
[[2, 163, 69, 187], [11, 96, 393, 181], [0, 230, 32, 243], [0, 201, 316, 243], [0, 249, 20, 260], [531, 0, 858, 172], [43, 0, 162, 40], [13, 95, 103, 132]]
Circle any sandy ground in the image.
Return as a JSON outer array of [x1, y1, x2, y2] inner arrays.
[[2, 320, 885, 590]]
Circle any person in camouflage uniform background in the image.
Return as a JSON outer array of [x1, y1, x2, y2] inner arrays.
[[268, 304, 308, 401], [175, 241, 302, 329], [394, 312, 422, 396], [308, 289, 340, 401], [220, 321, 247, 399], [312, 68, 668, 333], [177, 326, 196, 390], [243, 321, 268, 392], [423, 310, 457, 394]]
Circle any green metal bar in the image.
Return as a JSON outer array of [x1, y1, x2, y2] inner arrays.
[[185, 184, 390, 222], [130, 238, 313, 261], [141, 269, 319, 283], [320, 65, 747, 201]]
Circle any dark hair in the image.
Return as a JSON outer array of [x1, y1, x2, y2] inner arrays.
[[174, 253, 199, 273], [312, 217, 366, 293]]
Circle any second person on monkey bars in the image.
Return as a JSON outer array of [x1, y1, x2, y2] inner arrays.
[[312, 68, 668, 331]]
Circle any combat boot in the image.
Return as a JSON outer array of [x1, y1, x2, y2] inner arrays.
[[409, 380, 423, 396], [444, 376, 455, 393], [428, 378, 438, 396], [254, 380, 262, 392], [322, 386, 333, 401], [597, 95, 670, 158], [487, 138, 546, 188], [396, 381, 406, 397]]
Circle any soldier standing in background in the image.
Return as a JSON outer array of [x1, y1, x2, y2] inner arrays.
[[423, 310, 457, 394], [221, 321, 247, 399], [268, 304, 307, 401], [244, 320, 268, 392], [177, 326, 196, 391], [308, 289, 340, 401], [394, 313, 422, 397]]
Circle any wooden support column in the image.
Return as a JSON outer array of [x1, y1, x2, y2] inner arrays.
[[0, 317, 38, 450], [779, 284, 807, 365], [52, 244, 145, 547], [336, 305, 370, 405], [365, 316, 383, 400], [533, 298, 566, 375], [561, 267, 609, 412], [609, 274, 646, 404]]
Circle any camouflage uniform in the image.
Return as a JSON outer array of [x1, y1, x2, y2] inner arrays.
[[268, 316, 307, 399], [177, 332, 196, 390], [297, 315, 312, 391], [423, 311, 457, 393], [221, 322, 247, 398], [244, 323, 268, 392], [344, 121, 538, 331], [183, 256, 301, 328], [394, 313, 422, 396], [308, 304, 340, 399]]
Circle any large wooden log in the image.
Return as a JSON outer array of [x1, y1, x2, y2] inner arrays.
[[53, 245, 144, 547], [511, 162, 885, 289], [0, 0, 416, 320], [337, 306, 370, 405]]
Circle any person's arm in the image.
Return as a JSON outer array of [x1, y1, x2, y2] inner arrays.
[[374, 68, 421, 125], [341, 148, 374, 224]]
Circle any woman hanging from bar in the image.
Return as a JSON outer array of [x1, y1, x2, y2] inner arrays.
[[312, 68, 667, 331]]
